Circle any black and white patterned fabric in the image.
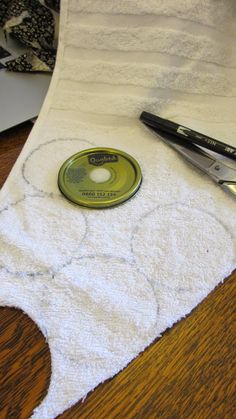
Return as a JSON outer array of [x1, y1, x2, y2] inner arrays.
[[0, 0, 59, 72]]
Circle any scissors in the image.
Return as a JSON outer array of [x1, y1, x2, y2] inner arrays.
[[140, 112, 236, 198]]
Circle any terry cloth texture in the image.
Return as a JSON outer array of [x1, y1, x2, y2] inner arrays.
[[0, 0, 236, 417]]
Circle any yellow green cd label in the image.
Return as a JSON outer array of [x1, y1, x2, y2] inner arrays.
[[58, 147, 142, 209]]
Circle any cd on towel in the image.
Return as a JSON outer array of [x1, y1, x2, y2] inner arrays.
[[58, 147, 142, 208]]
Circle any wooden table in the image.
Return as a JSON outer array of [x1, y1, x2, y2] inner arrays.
[[0, 122, 235, 419]]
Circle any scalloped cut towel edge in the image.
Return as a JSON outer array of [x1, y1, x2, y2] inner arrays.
[[0, 1, 235, 418]]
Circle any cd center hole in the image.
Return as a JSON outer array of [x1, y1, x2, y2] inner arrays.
[[90, 168, 111, 183]]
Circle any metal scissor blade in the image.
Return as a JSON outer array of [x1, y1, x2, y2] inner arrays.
[[221, 182, 236, 197], [157, 131, 216, 171], [147, 127, 236, 186]]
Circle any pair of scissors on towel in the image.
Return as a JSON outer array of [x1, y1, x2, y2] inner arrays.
[[140, 111, 236, 198]]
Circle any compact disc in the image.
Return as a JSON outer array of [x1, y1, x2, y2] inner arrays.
[[58, 147, 142, 208]]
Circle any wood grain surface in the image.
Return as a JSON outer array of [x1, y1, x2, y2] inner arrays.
[[0, 122, 235, 419]]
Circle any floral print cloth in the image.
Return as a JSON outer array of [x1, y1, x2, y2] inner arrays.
[[0, 0, 59, 72]]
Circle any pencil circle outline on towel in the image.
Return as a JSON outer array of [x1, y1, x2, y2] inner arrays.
[[43, 255, 159, 364], [71, 253, 160, 325], [0, 194, 87, 276], [131, 203, 235, 293], [22, 138, 96, 195]]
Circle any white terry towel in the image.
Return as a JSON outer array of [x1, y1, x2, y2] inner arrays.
[[0, 1, 235, 417]]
